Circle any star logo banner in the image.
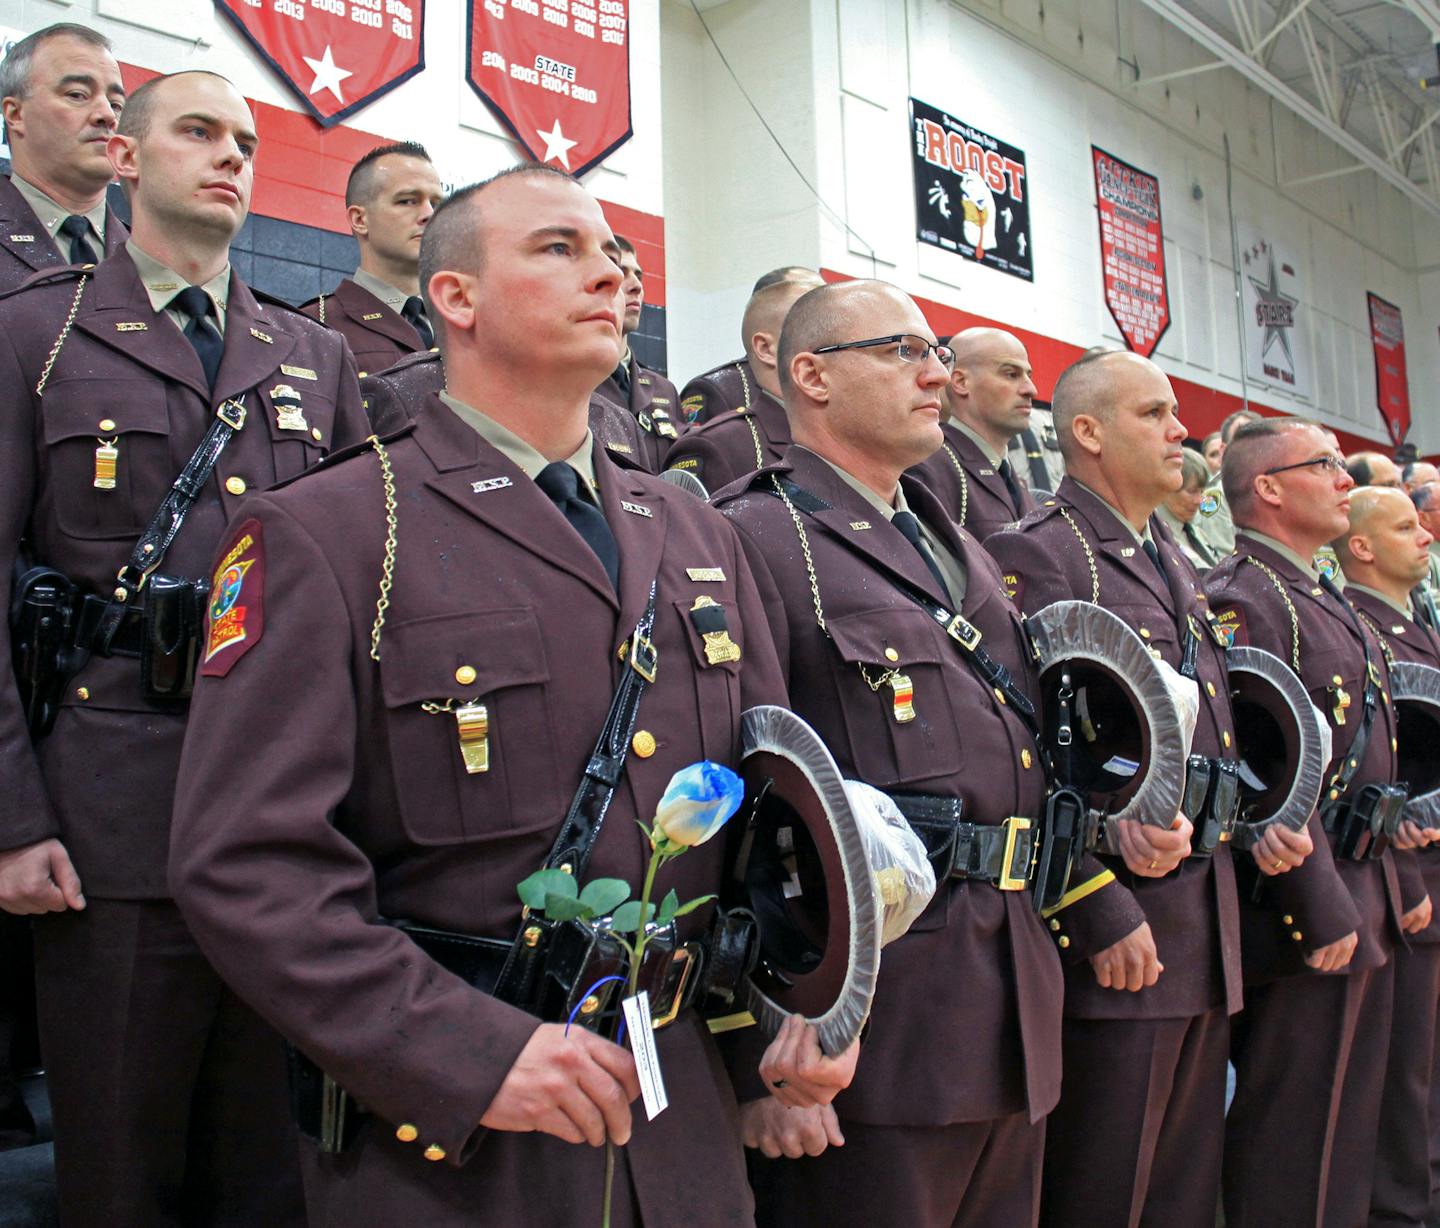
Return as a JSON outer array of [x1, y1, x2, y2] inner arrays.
[[1239, 227, 1310, 398], [215, 0, 425, 127], [466, 0, 632, 178]]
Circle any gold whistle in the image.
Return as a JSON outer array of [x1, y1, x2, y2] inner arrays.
[[93, 437, 118, 489], [454, 702, 489, 774], [889, 673, 916, 723]]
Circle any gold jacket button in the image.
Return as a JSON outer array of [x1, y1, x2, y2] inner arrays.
[[1282, 915, 1294, 925], [1021, 749, 1033, 770], [1291, 930, 1303, 942], [98, 418, 116, 432], [311, 427, 323, 442], [423, 1144, 446, 1162], [455, 665, 477, 686], [884, 647, 899, 662], [1057, 935, 1071, 949], [395, 1124, 418, 1143], [1049, 919, 1061, 932], [225, 476, 247, 496], [76, 687, 89, 701], [632, 730, 657, 758], [1139, 628, 1151, 639], [1206, 681, 1216, 697]]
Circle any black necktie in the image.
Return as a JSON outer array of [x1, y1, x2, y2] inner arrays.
[[173, 286, 223, 392], [892, 510, 951, 600], [1018, 426, 1049, 493], [1183, 522, 1215, 569], [1142, 537, 1169, 585], [998, 458, 1025, 515], [401, 296, 434, 349], [534, 461, 620, 591], [612, 359, 631, 399], [59, 215, 97, 265]]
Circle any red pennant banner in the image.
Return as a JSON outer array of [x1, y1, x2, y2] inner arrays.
[[216, 0, 424, 127], [466, 0, 632, 178], [1091, 147, 1170, 359], [1367, 293, 1410, 447]]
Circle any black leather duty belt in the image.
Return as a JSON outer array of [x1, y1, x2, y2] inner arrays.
[[890, 793, 1034, 891]]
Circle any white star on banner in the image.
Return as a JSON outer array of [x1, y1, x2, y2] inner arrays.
[[536, 119, 579, 170], [303, 45, 353, 104]]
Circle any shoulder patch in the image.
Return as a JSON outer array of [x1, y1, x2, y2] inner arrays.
[[681, 394, 705, 421], [202, 519, 265, 677], [1002, 571, 1023, 602], [1212, 605, 1244, 648], [1199, 493, 1220, 517]]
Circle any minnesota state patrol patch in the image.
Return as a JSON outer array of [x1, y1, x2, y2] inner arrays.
[[1002, 571, 1023, 602], [201, 519, 265, 677], [1212, 606, 1243, 649]]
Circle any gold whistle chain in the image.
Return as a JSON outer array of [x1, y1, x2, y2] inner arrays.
[[1242, 556, 1300, 673], [941, 443, 969, 528], [1058, 508, 1100, 603]]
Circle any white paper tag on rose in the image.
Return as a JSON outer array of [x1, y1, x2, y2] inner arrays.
[[622, 991, 669, 1120]]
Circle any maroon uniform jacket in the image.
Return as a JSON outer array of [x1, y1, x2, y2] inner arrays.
[[1206, 535, 1404, 982], [361, 350, 659, 473], [715, 447, 1063, 1127], [907, 421, 1038, 544], [1345, 586, 1440, 943], [0, 175, 127, 290], [987, 478, 1244, 1020], [679, 357, 755, 425], [0, 249, 367, 899], [168, 398, 787, 1225], [594, 357, 680, 472], [299, 277, 430, 377], [664, 388, 790, 497]]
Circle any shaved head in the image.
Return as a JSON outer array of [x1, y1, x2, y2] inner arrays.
[[777, 280, 869, 396], [1221, 417, 1312, 520], [1051, 349, 1125, 463], [752, 265, 823, 295], [742, 279, 815, 367], [949, 326, 1020, 368], [1343, 486, 1410, 542], [1336, 484, 1433, 594]]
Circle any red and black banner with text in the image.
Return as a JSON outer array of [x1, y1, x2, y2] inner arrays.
[[215, 0, 424, 126], [467, 0, 632, 178], [1091, 147, 1170, 359], [1367, 293, 1410, 447]]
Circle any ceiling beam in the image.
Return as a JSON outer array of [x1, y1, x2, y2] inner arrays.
[[1135, 0, 1440, 216]]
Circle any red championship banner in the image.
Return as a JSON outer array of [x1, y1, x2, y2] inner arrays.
[[1367, 293, 1411, 446], [1091, 147, 1170, 358], [216, 0, 424, 127], [467, 0, 632, 178]]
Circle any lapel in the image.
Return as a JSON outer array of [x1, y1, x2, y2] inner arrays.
[[1058, 477, 1174, 615], [216, 277, 301, 402], [782, 447, 950, 607], [336, 278, 423, 352], [74, 250, 209, 397], [102, 202, 129, 257], [753, 389, 793, 458], [0, 176, 62, 273], [415, 395, 620, 608], [595, 449, 669, 635], [1241, 535, 1366, 656], [1148, 514, 1203, 624], [903, 474, 996, 620], [947, 424, 1017, 517]]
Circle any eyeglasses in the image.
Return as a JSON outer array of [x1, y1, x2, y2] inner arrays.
[[813, 334, 957, 370], [1262, 454, 1347, 478]]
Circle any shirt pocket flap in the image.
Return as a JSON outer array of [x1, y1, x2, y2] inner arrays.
[[825, 607, 949, 669], [379, 608, 550, 708], [42, 379, 169, 443]]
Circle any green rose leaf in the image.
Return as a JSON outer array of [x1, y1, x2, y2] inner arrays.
[[579, 878, 632, 916], [517, 868, 578, 910], [655, 888, 680, 927], [544, 892, 590, 922], [611, 900, 657, 934], [671, 893, 717, 919]]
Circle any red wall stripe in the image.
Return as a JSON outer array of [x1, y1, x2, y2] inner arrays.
[[118, 61, 666, 306]]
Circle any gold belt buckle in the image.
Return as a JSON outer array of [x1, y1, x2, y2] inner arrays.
[[998, 815, 1032, 891], [648, 945, 695, 1030]]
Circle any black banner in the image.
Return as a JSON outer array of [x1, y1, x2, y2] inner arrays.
[[910, 98, 1032, 282]]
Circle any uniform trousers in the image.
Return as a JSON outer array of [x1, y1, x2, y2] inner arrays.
[[756, 1112, 1045, 1228], [32, 898, 305, 1228], [1039, 1004, 1230, 1228], [1371, 942, 1440, 1226], [1224, 962, 1394, 1228], [0, 912, 36, 1148]]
